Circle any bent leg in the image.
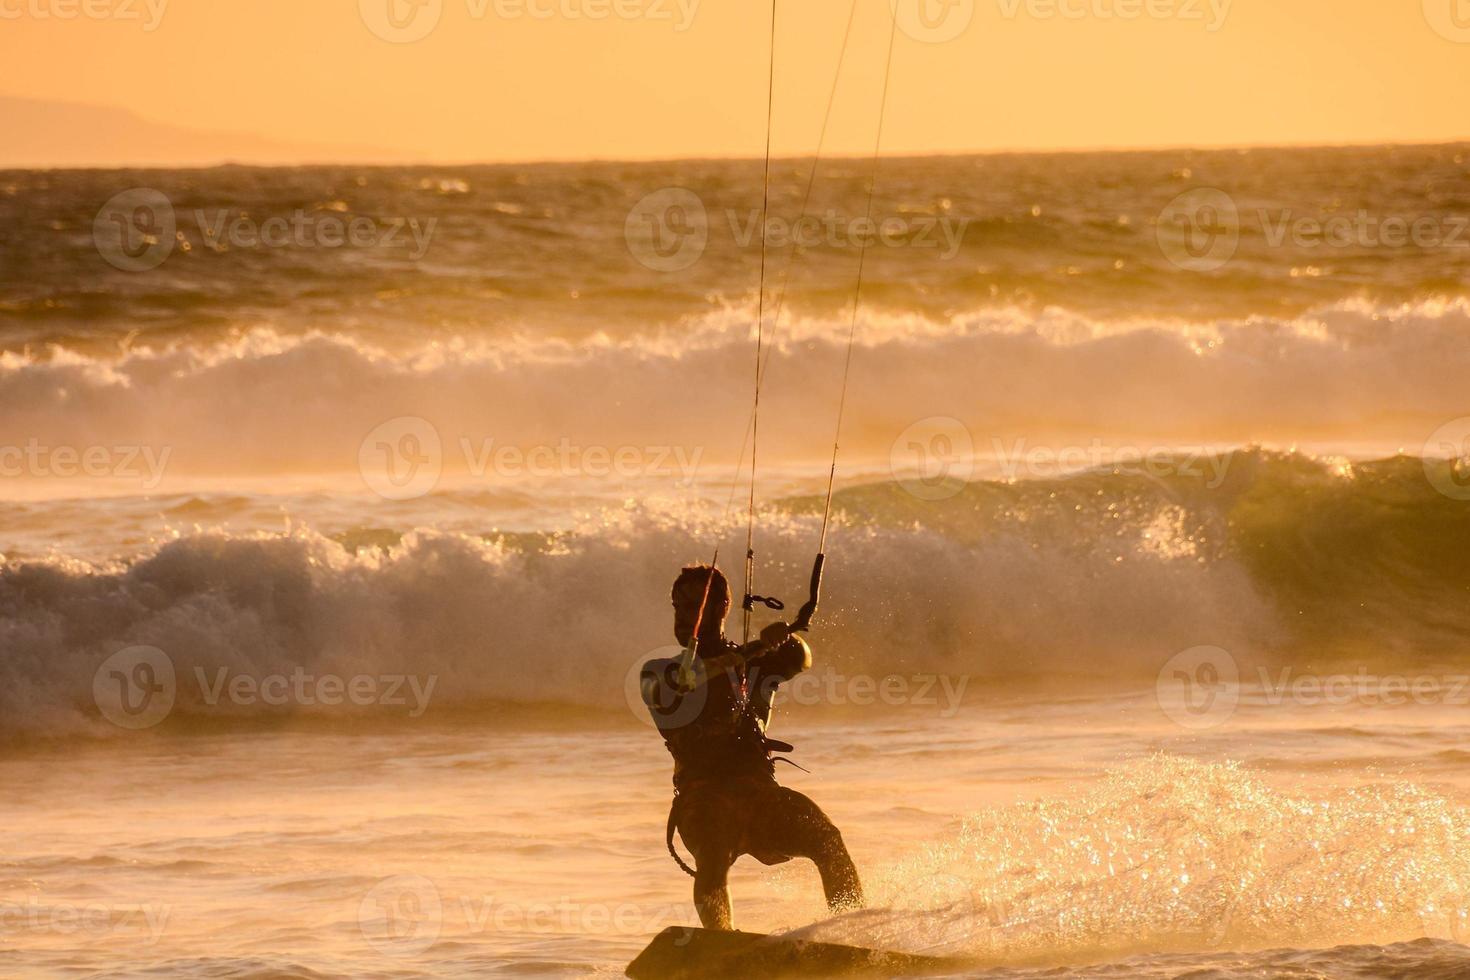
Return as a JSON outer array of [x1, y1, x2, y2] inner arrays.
[[751, 786, 865, 913]]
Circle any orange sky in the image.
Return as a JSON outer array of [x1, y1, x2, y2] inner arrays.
[[3, 0, 1468, 163]]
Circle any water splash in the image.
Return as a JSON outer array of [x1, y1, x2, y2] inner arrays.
[[799, 756, 1470, 964]]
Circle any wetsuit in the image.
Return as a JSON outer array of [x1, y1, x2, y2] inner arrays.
[[641, 634, 863, 929]]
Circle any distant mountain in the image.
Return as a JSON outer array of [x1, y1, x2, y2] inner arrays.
[[0, 96, 422, 168]]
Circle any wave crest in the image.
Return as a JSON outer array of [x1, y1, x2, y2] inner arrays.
[[0, 300, 1467, 482], [4, 448, 1470, 741]]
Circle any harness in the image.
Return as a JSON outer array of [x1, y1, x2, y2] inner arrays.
[[661, 646, 814, 877], [664, 739, 805, 879]]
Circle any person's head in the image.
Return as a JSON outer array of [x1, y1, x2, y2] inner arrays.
[[671, 564, 731, 647]]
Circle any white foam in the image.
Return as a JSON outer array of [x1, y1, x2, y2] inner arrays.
[[0, 300, 1466, 488], [0, 500, 1282, 741]]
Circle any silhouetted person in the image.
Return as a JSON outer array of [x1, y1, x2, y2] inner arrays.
[[641, 564, 864, 930]]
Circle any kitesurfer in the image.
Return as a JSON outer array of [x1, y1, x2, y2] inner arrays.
[[641, 564, 864, 930]]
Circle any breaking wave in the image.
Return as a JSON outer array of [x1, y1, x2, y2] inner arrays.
[[2, 449, 1468, 742], [0, 299, 1468, 480]]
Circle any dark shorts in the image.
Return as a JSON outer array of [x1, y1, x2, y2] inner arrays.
[[673, 776, 848, 870]]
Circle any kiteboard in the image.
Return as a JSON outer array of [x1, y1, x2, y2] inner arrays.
[[626, 926, 973, 979]]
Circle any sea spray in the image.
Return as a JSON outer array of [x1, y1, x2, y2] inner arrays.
[[798, 755, 1470, 962]]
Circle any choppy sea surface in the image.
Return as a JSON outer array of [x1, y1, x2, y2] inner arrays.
[[2, 144, 1469, 977]]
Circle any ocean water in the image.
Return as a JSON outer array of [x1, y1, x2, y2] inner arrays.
[[9, 712, 1470, 978], [2, 144, 1470, 977]]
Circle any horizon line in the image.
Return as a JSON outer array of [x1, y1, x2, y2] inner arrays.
[[7, 136, 1469, 173]]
